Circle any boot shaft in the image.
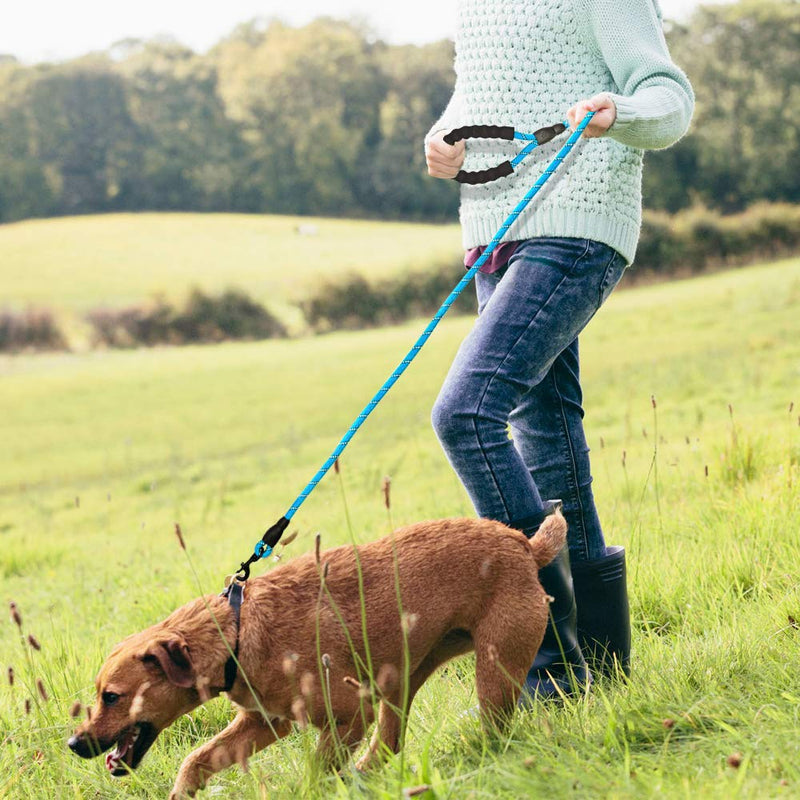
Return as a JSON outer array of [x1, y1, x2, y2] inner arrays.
[[571, 545, 631, 679]]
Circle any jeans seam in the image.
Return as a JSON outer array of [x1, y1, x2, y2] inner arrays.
[[471, 415, 510, 521], [552, 362, 590, 561]]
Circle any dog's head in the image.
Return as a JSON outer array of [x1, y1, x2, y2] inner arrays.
[[68, 628, 204, 776]]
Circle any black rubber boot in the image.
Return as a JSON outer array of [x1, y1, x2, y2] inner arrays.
[[521, 545, 592, 701], [514, 501, 591, 702], [571, 545, 631, 679]]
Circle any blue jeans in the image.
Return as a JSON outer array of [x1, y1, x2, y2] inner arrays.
[[431, 237, 627, 562]]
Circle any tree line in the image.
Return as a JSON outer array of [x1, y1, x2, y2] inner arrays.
[[0, 0, 797, 225]]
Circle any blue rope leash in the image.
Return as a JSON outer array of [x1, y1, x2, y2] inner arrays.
[[235, 112, 595, 579]]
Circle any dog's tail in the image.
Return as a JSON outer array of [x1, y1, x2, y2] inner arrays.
[[528, 511, 568, 569]]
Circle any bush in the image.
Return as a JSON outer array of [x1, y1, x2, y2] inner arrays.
[[86, 288, 287, 348], [0, 308, 67, 352], [303, 203, 800, 332], [301, 264, 476, 332], [637, 203, 800, 276]]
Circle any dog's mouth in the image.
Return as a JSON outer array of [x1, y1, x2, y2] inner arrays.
[[105, 721, 157, 775]]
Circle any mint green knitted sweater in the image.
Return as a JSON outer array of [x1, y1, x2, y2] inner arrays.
[[427, 0, 694, 264]]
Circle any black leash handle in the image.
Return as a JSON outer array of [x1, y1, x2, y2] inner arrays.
[[453, 161, 515, 185], [444, 125, 515, 144], [444, 125, 515, 185], [443, 122, 567, 185]]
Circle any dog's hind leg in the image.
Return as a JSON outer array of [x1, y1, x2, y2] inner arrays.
[[474, 612, 541, 730], [356, 634, 473, 771], [169, 711, 292, 800]]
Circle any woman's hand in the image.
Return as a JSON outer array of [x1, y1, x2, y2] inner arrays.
[[425, 130, 466, 179], [567, 94, 617, 138]]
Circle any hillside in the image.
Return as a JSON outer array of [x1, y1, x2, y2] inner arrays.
[[0, 212, 462, 314], [1, 256, 799, 798]]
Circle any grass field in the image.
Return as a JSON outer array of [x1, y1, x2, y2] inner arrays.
[[1, 249, 799, 798], [0, 212, 462, 312]]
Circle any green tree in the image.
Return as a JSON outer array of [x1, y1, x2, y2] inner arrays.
[[212, 18, 386, 215], [0, 63, 55, 220], [115, 39, 247, 211], [364, 40, 459, 220], [0, 59, 140, 218], [648, 0, 800, 211]]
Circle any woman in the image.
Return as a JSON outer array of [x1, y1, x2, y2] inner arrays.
[[425, 0, 693, 697]]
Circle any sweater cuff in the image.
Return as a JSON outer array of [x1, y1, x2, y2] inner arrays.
[[605, 85, 692, 150]]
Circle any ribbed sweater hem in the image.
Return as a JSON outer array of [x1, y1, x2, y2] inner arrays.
[[460, 206, 640, 265]]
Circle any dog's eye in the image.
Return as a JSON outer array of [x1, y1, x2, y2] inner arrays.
[[102, 691, 121, 706]]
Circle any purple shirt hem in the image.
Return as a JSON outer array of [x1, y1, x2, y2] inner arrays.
[[464, 241, 522, 274]]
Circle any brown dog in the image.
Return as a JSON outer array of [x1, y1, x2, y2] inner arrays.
[[68, 513, 566, 798]]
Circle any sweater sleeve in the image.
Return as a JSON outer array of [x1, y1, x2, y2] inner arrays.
[[425, 89, 464, 147], [583, 0, 694, 150]]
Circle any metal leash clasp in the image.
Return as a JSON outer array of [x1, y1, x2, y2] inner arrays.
[[232, 516, 290, 582]]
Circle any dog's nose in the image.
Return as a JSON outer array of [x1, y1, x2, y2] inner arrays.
[[68, 733, 91, 758]]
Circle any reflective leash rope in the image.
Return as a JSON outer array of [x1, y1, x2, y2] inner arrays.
[[233, 112, 596, 581]]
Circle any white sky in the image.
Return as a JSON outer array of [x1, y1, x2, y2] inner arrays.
[[4, 0, 707, 64]]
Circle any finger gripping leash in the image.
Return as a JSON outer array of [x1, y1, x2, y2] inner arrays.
[[233, 112, 595, 582]]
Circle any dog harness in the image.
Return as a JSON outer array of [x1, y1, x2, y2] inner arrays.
[[220, 580, 244, 692]]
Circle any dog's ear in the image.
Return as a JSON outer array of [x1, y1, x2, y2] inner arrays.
[[142, 638, 195, 688]]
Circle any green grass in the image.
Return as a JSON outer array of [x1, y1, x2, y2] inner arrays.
[[1, 255, 799, 798], [0, 211, 461, 312]]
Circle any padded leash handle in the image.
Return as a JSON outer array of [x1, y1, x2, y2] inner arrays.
[[454, 161, 514, 185], [443, 125, 515, 144], [444, 122, 568, 185]]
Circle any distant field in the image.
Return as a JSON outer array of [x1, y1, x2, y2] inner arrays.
[[1, 257, 799, 798], [0, 212, 462, 315]]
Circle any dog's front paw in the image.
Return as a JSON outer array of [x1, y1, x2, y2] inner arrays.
[[168, 782, 197, 800], [169, 768, 202, 800], [169, 780, 200, 800]]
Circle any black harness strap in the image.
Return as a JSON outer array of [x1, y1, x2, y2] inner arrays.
[[220, 580, 244, 692]]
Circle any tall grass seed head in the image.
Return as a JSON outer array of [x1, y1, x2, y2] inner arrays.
[[174, 522, 186, 551], [382, 476, 391, 509], [401, 612, 418, 634], [377, 663, 399, 695], [291, 697, 308, 729], [727, 752, 743, 769], [280, 530, 299, 548], [403, 785, 432, 797], [282, 654, 298, 677], [195, 675, 211, 703], [300, 672, 314, 698]]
